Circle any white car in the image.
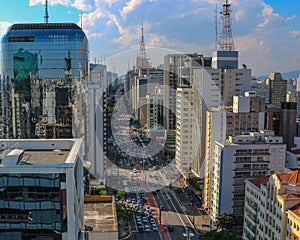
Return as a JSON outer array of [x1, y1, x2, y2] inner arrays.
[[144, 225, 150, 232], [145, 206, 151, 211], [136, 219, 142, 225], [142, 216, 148, 223], [149, 218, 155, 224], [152, 224, 158, 231]]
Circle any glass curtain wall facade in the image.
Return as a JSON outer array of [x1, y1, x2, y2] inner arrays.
[[0, 173, 67, 239], [1, 23, 89, 140]]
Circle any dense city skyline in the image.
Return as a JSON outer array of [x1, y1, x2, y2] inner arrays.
[[0, 0, 300, 76]]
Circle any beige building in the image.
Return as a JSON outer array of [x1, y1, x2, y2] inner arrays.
[[243, 169, 300, 240]]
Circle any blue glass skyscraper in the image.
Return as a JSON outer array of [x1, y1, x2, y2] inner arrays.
[[1, 23, 89, 139]]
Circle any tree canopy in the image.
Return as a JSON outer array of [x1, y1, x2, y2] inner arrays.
[[198, 230, 242, 240]]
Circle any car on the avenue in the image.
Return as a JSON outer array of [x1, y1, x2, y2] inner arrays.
[[144, 225, 150, 232]]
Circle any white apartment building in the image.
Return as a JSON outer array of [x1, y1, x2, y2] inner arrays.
[[243, 169, 300, 240], [203, 94, 266, 211], [210, 131, 286, 221], [88, 64, 111, 180], [175, 87, 199, 173]]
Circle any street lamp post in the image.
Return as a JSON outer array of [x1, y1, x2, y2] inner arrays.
[[185, 228, 191, 240]]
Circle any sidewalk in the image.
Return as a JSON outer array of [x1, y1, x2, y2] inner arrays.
[[118, 220, 131, 239], [172, 186, 211, 233]]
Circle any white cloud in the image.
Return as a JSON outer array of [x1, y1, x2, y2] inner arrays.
[[101, 0, 122, 6], [80, 9, 106, 28], [29, 0, 70, 6], [120, 0, 142, 19], [289, 30, 300, 38], [89, 32, 104, 38], [0, 21, 12, 38], [179, 8, 205, 19], [112, 20, 138, 46], [191, 0, 222, 4], [287, 15, 297, 21], [72, 0, 94, 11], [257, 4, 281, 30]]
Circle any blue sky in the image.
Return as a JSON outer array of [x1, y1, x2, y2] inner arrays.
[[0, 0, 299, 77]]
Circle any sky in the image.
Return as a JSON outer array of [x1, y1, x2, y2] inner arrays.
[[0, 0, 299, 77]]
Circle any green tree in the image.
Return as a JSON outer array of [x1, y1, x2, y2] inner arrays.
[[117, 190, 126, 199], [215, 213, 237, 231], [199, 230, 242, 240]]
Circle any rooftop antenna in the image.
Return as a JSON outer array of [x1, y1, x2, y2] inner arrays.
[[219, 0, 234, 51], [44, 0, 49, 24], [80, 11, 83, 29], [136, 19, 148, 69], [214, 3, 218, 51]]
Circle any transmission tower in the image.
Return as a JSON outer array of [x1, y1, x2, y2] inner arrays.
[[136, 21, 148, 69], [219, 0, 234, 51]]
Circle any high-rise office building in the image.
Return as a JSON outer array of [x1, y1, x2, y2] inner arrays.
[[1, 23, 89, 144], [280, 102, 297, 150], [265, 72, 287, 107]]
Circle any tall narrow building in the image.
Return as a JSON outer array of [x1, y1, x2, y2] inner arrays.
[[265, 72, 287, 107]]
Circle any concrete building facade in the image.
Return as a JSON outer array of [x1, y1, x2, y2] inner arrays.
[[210, 131, 286, 221], [203, 94, 266, 211], [265, 72, 287, 107]]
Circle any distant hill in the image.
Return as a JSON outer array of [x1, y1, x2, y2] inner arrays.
[[257, 70, 300, 80]]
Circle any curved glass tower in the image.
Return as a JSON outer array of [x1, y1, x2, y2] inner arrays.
[[1, 23, 89, 139]]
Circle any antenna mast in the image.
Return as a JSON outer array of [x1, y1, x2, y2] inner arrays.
[[219, 0, 234, 51], [44, 0, 49, 24], [136, 20, 148, 69], [214, 3, 218, 51]]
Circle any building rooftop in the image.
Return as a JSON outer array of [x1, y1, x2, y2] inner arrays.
[[249, 176, 269, 188], [290, 149, 300, 155], [10, 23, 81, 30], [277, 170, 300, 184], [0, 139, 81, 167], [84, 196, 117, 233], [289, 203, 300, 218], [19, 150, 70, 165], [280, 194, 300, 199]]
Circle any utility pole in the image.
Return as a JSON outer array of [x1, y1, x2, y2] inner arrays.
[[185, 228, 191, 240]]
